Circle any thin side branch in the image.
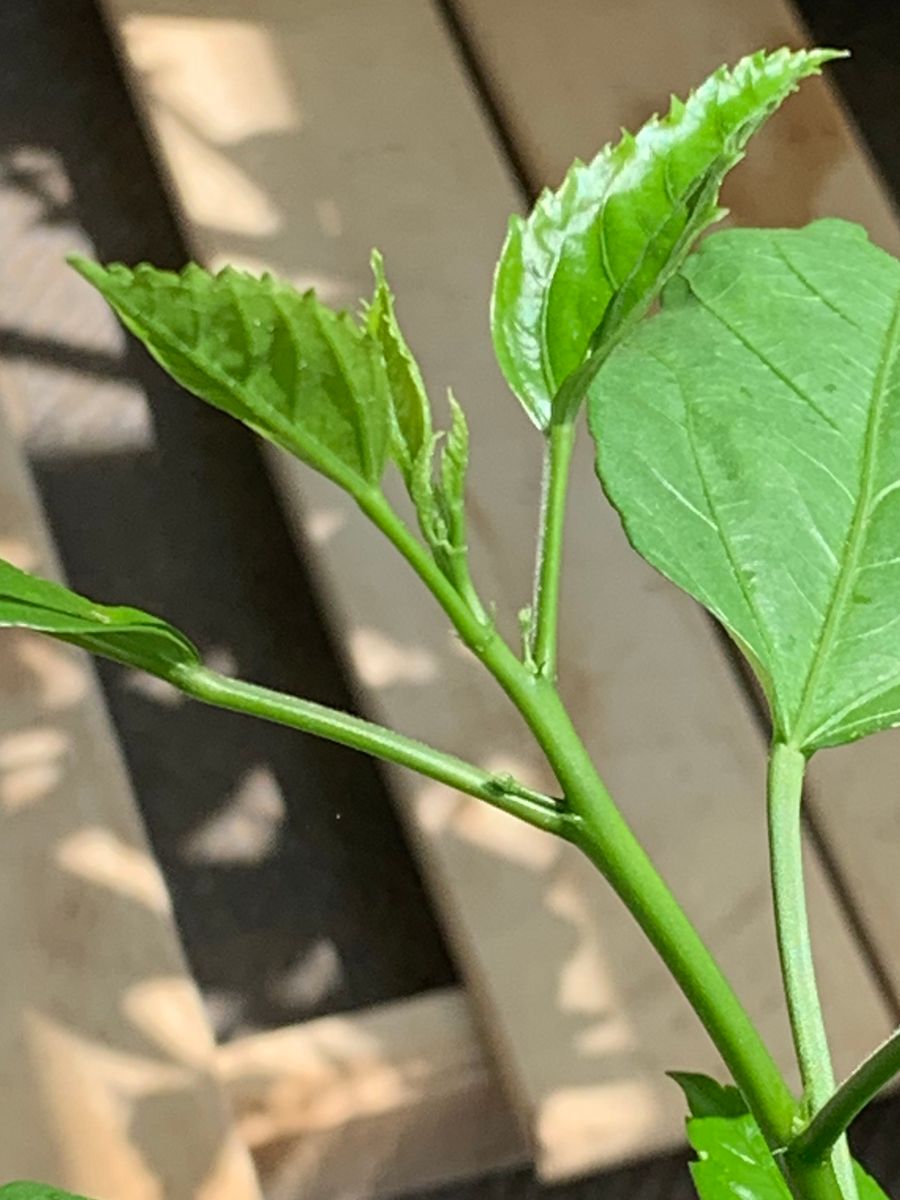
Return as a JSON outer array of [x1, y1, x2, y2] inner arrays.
[[171, 663, 567, 836], [790, 1025, 900, 1165]]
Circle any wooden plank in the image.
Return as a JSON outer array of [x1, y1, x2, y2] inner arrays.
[[450, 0, 900, 255], [219, 988, 528, 1200], [0, 387, 260, 1198], [97, 0, 894, 1181]]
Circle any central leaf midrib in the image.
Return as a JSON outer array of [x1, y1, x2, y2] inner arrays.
[[790, 289, 900, 748]]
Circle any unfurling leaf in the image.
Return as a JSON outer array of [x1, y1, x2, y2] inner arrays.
[[0, 558, 198, 678], [365, 250, 432, 480], [592, 219, 900, 753], [70, 258, 392, 495], [437, 390, 469, 555], [407, 392, 472, 584], [492, 47, 841, 431]]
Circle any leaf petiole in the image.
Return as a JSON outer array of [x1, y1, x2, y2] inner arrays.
[[768, 742, 858, 1199], [171, 664, 566, 835], [530, 420, 576, 679]]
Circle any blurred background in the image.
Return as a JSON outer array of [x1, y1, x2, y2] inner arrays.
[[1, 2, 900, 1198]]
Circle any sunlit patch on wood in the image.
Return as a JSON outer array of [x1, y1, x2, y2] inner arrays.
[[56, 826, 172, 916], [0, 725, 70, 812]]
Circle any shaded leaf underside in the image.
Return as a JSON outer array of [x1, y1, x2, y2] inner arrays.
[[592, 219, 900, 751]]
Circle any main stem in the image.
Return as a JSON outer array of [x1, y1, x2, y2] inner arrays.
[[358, 486, 858, 1198], [359, 489, 797, 1151], [769, 742, 856, 1200], [520, 677, 799, 1151]]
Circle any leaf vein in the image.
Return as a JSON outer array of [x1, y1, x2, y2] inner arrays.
[[792, 289, 900, 746]]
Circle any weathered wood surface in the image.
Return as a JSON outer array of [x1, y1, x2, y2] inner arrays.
[[220, 988, 528, 1200], [98, 0, 895, 1181], [0, 386, 261, 1199]]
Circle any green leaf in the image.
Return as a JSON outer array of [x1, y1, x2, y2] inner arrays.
[[0, 1186, 92, 1200], [0, 557, 199, 678], [591, 219, 900, 752], [687, 1113, 791, 1200], [70, 258, 392, 494], [438, 389, 469, 554], [670, 1071, 748, 1118], [406, 391, 471, 582], [365, 250, 432, 481], [491, 46, 842, 431], [685, 1110, 891, 1200], [409, 432, 445, 551], [855, 1163, 892, 1200]]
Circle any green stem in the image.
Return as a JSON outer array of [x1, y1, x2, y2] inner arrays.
[[169, 664, 565, 836], [353, 482, 857, 1196], [356, 485, 799, 1158], [530, 421, 576, 679], [792, 1025, 900, 1166], [769, 742, 857, 1200], [522, 678, 799, 1153]]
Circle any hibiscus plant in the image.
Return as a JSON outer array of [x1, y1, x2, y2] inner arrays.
[[2, 45, 899, 1200]]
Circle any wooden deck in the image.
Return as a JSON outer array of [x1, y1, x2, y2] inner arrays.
[[2, 0, 900, 1196]]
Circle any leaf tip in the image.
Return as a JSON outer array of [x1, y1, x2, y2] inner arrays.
[[370, 246, 387, 283]]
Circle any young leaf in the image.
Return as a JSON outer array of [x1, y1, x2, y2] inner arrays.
[[365, 250, 432, 481], [70, 259, 391, 495], [0, 1185, 92, 1200], [406, 392, 472, 585], [437, 389, 469, 555], [491, 46, 842, 431], [670, 1071, 748, 1119], [0, 557, 199, 677], [591, 219, 900, 752]]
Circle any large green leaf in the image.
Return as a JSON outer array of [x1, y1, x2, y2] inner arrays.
[[591, 219, 900, 752], [70, 259, 392, 495], [0, 557, 199, 678], [491, 46, 840, 431]]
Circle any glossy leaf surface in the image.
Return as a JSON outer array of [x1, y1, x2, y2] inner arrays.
[[592, 220, 900, 751], [71, 258, 391, 495], [492, 47, 839, 430], [0, 557, 199, 677]]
